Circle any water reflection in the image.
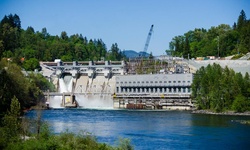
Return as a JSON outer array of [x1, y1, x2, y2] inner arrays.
[[191, 114, 231, 127], [25, 109, 250, 149]]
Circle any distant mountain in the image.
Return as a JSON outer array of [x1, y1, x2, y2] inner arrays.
[[123, 50, 150, 58], [138, 51, 150, 57]]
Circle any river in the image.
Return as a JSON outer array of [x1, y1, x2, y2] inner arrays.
[[25, 109, 250, 150]]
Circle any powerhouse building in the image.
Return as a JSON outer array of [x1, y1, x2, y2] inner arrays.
[[113, 73, 193, 110]]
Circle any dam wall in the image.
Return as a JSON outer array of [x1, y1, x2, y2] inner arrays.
[[42, 60, 193, 110]]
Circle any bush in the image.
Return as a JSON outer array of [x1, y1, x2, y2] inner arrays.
[[231, 53, 244, 60], [116, 138, 134, 150]]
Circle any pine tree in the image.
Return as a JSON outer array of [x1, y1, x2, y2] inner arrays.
[[237, 10, 247, 30], [1, 96, 21, 147]]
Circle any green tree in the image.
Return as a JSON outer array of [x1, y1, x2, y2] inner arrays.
[[232, 94, 248, 112], [61, 54, 73, 61], [0, 96, 21, 148], [192, 63, 250, 112], [60, 31, 68, 41], [28, 73, 55, 92], [22, 58, 40, 71], [237, 10, 247, 30], [41, 27, 49, 39], [0, 14, 21, 54], [169, 10, 250, 58], [107, 43, 125, 61]]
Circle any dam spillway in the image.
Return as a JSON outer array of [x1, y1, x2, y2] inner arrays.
[[41, 60, 194, 110]]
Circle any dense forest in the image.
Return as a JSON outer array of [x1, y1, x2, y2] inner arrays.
[[0, 59, 54, 118], [0, 14, 125, 71], [192, 63, 250, 112], [169, 10, 250, 59]]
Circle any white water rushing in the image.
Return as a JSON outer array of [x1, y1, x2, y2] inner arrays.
[[49, 75, 114, 109], [75, 94, 113, 109], [75, 76, 114, 109], [49, 76, 73, 108]]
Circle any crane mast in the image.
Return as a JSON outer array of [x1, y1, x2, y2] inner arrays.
[[143, 24, 154, 57]]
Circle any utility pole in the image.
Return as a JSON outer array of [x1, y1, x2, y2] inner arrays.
[[217, 36, 220, 58], [237, 40, 239, 54]]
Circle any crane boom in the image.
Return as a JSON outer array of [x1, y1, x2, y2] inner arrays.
[[143, 24, 154, 56]]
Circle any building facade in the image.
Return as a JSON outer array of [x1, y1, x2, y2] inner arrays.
[[113, 73, 193, 110]]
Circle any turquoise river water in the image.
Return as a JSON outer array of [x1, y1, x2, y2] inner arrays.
[[25, 109, 250, 150]]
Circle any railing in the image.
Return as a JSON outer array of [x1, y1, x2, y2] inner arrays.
[[114, 93, 190, 98], [45, 92, 113, 96]]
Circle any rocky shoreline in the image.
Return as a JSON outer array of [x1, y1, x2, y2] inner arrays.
[[191, 110, 250, 116]]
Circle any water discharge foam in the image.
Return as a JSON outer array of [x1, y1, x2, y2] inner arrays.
[[75, 94, 113, 109], [50, 75, 114, 109], [49, 75, 73, 108]]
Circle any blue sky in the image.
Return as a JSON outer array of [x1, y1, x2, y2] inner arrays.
[[0, 0, 250, 56]]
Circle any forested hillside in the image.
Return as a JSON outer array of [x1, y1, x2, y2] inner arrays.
[[0, 14, 125, 70], [168, 10, 250, 59], [192, 63, 250, 112]]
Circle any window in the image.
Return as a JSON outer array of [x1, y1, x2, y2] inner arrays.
[[142, 81, 144, 84], [150, 81, 153, 83], [133, 81, 136, 84], [173, 81, 176, 83], [164, 81, 167, 83], [155, 81, 158, 83], [178, 81, 181, 83], [116, 82, 119, 84], [146, 81, 149, 83], [168, 81, 171, 83], [183, 81, 186, 83], [121, 82, 123, 84], [129, 82, 131, 84], [137, 81, 140, 83], [159, 81, 162, 83], [125, 82, 127, 84], [188, 81, 191, 83]]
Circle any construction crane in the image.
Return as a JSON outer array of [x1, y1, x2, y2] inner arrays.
[[142, 24, 154, 57]]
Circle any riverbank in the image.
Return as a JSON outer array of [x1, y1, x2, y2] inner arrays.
[[192, 109, 250, 116]]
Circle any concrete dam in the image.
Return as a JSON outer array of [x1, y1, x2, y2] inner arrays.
[[41, 60, 193, 110]]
